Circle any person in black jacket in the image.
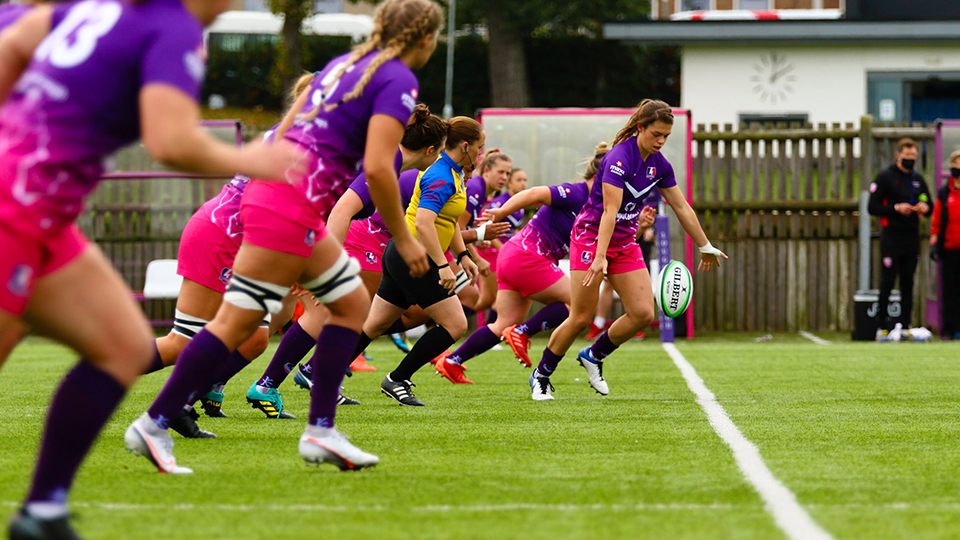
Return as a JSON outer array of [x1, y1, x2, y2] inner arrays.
[[930, 149, 960, 340], [868, 138, 932, 337]]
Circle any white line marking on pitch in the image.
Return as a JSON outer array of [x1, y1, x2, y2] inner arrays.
[[798, 331, 830, 345], [0, 501, 736, 512], [662, 343, 835, 540]]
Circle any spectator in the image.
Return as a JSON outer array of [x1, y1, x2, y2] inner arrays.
[[868, 138, 933, 338], [930, 149, 960, 340]]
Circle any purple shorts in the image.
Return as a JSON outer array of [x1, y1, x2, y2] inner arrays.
[[496, 240, 565, 298]]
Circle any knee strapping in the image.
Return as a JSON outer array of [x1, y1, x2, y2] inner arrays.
[[300, 251, 361, 304], [224, 274, 288, 314], [454, 269, 470, 294], [172, 310, 209, 339]]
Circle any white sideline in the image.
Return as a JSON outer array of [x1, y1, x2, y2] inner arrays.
[[662, 343, 835, 540], [798, 331, 831, 345]]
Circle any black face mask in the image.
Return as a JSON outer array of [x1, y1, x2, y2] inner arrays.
[[951, 167, 960, 179], [900, 158, 916, 171]]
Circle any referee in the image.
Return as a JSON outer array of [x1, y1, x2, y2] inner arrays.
[[868, 138, 932, 338], [349, 116, 484, 405]]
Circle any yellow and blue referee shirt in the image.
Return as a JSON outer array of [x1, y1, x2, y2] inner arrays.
[[405, 151, 466, 252]]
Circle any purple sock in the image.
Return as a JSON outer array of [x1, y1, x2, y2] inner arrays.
[[589, 331, 619, 361], [516, 303, 569, 337], [462, 306, 475, 319], [447, 326, 500, 365], [208, 351, 250, 388], [141, 342, 165, 375], [258, 322, 315, 388], [26, 362, 126, 504], [308, 325, 360, 428], [147, 329, 228, 429], [384, 318, 407, 335], [536, 347, 563, 377]]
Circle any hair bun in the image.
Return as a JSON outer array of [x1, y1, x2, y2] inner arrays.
[[594, 142, 609, 157]]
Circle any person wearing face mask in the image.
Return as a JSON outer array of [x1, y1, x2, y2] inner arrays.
[[930, 149, 960, 340], [868, 138, 933, 338]]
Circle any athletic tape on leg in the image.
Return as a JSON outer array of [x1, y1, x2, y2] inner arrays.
[[301, 251, 361, 304], [454, 269, 470, 294], [223, 274, 288, 314], [172, 310, 209, 339], [260, 313, 272, 328]]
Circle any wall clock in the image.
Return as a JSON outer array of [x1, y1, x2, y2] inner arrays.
[[750, 52, 796, 105]]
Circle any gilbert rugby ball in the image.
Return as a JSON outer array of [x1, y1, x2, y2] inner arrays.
[[657, 261, 693, 318]]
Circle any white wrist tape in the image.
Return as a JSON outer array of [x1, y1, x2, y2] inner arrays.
[[698, 241, 724, 257], [475, 223, 488, 242]]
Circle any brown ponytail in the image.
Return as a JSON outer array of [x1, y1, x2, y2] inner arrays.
[[401, 103, 447, 151], [613, 99, 674, 147], [583, 142, 610, 180], [443, 116, 482, 149], [299, 0, 442, 120]]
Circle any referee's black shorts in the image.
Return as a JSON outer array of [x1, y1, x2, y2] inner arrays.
[[377, 238, 454, 309]]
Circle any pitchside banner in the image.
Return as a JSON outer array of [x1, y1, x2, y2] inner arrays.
[[480, 108, 694, 340]]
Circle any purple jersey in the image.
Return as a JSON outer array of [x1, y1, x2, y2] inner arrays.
[[572, 137, 676, 248], [486, 192, 524, 240], [345, 149, 404, 220], [0, 3, 31, 30], [464, 176, 489, 228], [512, 182, 590, 263], [366, 168, 419, 233], [0, 0, 204, 232], [282, 51, 418, 215]]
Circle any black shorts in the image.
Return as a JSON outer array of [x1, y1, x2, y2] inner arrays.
[[377, 239, 454, 309]]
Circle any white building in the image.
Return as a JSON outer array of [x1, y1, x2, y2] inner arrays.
[[605, 12, 960, 126]]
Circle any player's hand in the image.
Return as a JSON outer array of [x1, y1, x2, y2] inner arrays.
[[479, 209, 504, 223], [475, 255, 491, 277], [930, 234, 938, 246], [915, 202, 930, 214], [484, 222, 511, 239], [582, 258, 607, 287], [461, 257, 480, 287], [438, 265, 457, 292], [395, 235, 429, 277], [638, 206, 656, 230]]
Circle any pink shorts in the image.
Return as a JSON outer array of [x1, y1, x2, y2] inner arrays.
[[344, 219, 390, 273], [240, 181, 326, 258], [569, 236, 646, 275], [177, 210, 241, 294], [497, 240, 565, 298], [0, 223, 88, 315], [476, 245, 500, 273]]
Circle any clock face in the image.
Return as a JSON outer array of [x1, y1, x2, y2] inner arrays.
[[750, 52, 796, 105]]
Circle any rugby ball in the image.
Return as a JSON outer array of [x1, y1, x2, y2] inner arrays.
[[656, 261, 693, 318]]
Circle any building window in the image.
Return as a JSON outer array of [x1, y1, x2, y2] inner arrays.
[[739, 0, 771, 9], [739, 113, 809, 127], [681, 0, 711, 11]]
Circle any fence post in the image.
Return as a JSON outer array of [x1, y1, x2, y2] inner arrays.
[[858, 115, 874, 292]]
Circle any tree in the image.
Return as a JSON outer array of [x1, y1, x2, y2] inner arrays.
[[268, 0, 315, 100], [348, 0, 649, 108]]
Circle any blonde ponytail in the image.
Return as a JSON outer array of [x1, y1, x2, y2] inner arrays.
[[583, 142, 610, 180]]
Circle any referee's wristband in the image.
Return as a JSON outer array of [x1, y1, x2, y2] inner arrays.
[[437, 262, 450, 270], [456, 250, 470, 264]]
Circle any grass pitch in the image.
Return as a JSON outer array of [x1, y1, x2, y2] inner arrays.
[[1, 333, 959, 539]]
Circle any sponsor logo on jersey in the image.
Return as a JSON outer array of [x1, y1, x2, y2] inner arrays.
[[411, 88, 419, 99], [366, 252, 378, 264], [402, 93, 417, 112], [219, 267, 233, 285], [428, 179, 446, 191], [184, 47, 206, 84], [646, 166, 657, 179], [869, 182, 878, 193], [7, 264, 32, 297], [305, 229, 316, 246], [581, 251, 593, 264], [883, 256, 893, 268], [610, 164, 626, 176]]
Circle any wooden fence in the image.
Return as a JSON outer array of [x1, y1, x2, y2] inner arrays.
[[690, 117, 937, 333]]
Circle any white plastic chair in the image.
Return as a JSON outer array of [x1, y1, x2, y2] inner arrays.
[[143, 259, 183, 299]]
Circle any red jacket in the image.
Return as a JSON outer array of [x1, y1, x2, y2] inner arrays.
[[932, 180, 960, 250]]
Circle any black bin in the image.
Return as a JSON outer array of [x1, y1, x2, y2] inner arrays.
[[852, 289, 902, 341]]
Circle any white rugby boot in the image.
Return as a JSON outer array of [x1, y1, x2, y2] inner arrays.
[[577, 346, 609, 395], [299, 425, 379, 471], [124, 413, 193, 474]]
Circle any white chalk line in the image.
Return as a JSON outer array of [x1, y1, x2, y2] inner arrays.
[[798, 331, 831, 345], [663, 342, 835, 540]]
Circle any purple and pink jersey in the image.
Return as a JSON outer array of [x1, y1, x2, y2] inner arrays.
[[485, 192, 524, 240], [464, 176, 489, 228], [571, 137, 676, 249], [281, 51, 418, 218], [0, 0, 205, 235], [511, 182, 590, 263], [345, 149, 404, 220]]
